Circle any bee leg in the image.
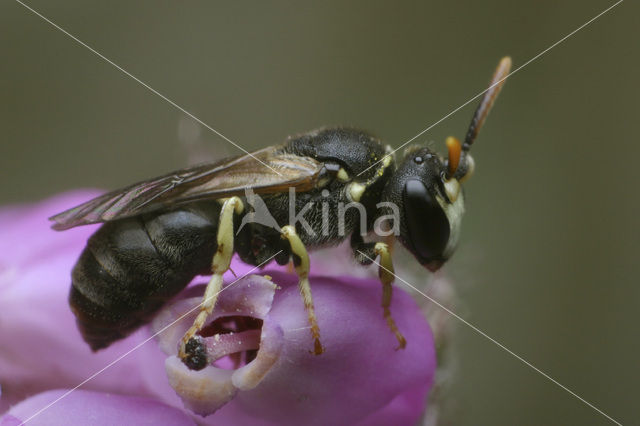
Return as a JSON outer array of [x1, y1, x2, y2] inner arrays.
[[281, 225, 324, 355], [374, 242, 407, 350], [179, 196, 244, 370], [351, 233, 376, 265], [352, 236, 406, 349]]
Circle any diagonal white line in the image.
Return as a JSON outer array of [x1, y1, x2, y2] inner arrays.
[[358, 0, 624, 177], [357, 251, 623, 426], [285, 326, 312, 332], [14, 0, 283, 176], [21, 251, 282, 424]]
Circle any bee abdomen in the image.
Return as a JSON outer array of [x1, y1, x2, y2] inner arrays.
[[70, 206, 219, 350]]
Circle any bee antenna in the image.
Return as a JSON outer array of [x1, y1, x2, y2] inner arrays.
[[463, 56, 512, 152], [445, 136, 462, 178]]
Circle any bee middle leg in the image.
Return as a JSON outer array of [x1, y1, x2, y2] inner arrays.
[[280, 225, 324, 355], [352, 235, 407, 349], [179, 196, 244, 370]]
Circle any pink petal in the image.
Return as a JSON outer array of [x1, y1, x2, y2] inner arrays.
[[0, 192, 160, 409], [2, 389, 195, 426]]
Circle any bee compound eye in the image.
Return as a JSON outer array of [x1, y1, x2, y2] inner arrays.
[[402, 179, 450, 264]]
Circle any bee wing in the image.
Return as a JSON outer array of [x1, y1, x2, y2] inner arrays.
[[49, 146, 323, 230]]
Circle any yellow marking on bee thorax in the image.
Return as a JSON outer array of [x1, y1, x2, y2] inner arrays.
[[316, 176, 331, 188], [376, 154, 393, 177], [349, 183, 366, 202], [336, 168, 350, 182], [349, 151, 394, 202], [382, 153, 392, 167]]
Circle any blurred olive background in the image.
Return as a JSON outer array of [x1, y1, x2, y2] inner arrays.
[[2, 1, 638, 424]]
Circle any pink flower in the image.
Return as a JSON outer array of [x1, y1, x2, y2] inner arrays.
[[1, 390, 194, 426], [0, 192, 436, 425]]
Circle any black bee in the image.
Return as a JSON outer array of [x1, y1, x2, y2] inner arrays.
[[51, 57, 511, 370]]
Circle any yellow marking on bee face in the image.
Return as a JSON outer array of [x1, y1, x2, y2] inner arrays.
[[336, 168, 350, 182], [435, 191, 465, 258], [444, 179, 461, 203], [349, 183, 366, 202]]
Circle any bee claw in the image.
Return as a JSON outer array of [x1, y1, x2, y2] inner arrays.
[[313, 338, 325, 355], [394, 335, 407, 351]]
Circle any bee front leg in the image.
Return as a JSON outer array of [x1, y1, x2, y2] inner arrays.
[[179, 196, 244, 370], [352, 234, 406, 350], [281, 225, 324, 355], [373, 242, 407, 350]]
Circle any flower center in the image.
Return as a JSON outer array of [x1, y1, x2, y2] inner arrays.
[[197, 315, 264, 370]]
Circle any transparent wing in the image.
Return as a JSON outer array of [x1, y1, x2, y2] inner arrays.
[[50, 146, 323, 230]]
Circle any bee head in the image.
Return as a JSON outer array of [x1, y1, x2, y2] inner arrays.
[[382, 144, 467, 272], [381, 56, 511, 272]]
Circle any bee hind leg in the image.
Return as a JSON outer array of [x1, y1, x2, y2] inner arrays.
[[179, 196, 244, 370], [281, 225, 324, 355]]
